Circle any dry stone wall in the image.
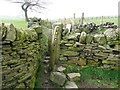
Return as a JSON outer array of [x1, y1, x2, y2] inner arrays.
[[0, 23, 48, 88], [60, 28, 120, 70]]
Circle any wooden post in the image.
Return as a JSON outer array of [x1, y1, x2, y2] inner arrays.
[[72, 13, 76, 25], [49, 23, 63, 71], [64, 17, 67, 25], [74, 13, 76, 20], [81, 13, 84, 25], [101, 16, 104, 24]]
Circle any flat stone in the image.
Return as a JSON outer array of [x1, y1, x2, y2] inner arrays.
[[65, 44, 73, 47], [68, 47, 83, 51], [103, 45, 111, 49], [65, 33, 80, 40], [65, 81, 78, 88], [43, 60, 49, 63], [94, 52, 109, 57], [73, 42, 85, 48], [50, 72, 66, 86], [60, 40, 68, 44], [57, 66, 66, 72], [98, 45, 106, 50], [68, 57, 79, 61], [63, 51, 79, 56], [67, 73, 81, 80], [107, 56, 119, 61], [59, 57, 68, 61]]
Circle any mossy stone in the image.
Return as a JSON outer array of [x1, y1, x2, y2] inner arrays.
[[63, 51, 79, 56]]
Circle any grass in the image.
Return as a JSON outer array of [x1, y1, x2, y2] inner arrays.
[[79, 67, 118, 81], [0, 17, 118, 30], [79, 67, 119, 88], [0, 19, 27, 29], [64, 65, 119, 88], [34, 62, 44, 88]]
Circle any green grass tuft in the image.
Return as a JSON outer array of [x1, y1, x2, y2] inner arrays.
[[79, 67, 118, 82]]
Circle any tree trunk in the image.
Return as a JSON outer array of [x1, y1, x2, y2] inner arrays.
[[24, 10, 29, 22]]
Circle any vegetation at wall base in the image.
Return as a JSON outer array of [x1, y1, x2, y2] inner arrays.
[[34, 63, 44, 88], [64, 66, 119, 88]]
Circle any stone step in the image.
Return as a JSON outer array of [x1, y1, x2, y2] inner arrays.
[[45, 56, 50, 60], [57, 66, 66, 72], [43, 60, 49, 63]]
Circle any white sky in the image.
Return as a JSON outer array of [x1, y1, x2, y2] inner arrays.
[[0, 0, 119, 19]]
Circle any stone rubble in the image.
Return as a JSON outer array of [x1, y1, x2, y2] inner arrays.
[[50, 72, 66, 86], [65, 81, 78, 88], [57, 66, 66, 72]]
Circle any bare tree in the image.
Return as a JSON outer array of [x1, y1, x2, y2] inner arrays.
[[8, 0, 46, 21]]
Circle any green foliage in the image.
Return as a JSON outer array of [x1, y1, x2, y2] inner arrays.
[[79, 67, 118, 81], [34, 64, 44, 88], [99, 28, 107, 32], [44, 23, 52, 29], [78, 67, 119, 88], [49, 79, 62, 88], [63, 64, 79, 74]]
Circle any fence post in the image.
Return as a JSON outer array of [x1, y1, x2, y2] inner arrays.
[[74, 13, 76, 25], [64, 17, 67, 25], [49, 23, 63, 71], [101, 16, 104, 24], [81, 13, 84, 25]]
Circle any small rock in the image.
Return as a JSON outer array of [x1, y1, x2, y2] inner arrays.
[[79, 32, 87, 44], [86, 34, 94, 44], [43, 60, 49, 63], [50, 72, 66, 86], [67, 73, 81, 80], [65, 44, 73, 47], [104, 28, 118, 41], [45, 56, 50, 60], [5, 23, 16, 41], [44, 70, 47, 74], [94, 34, 107, 45], [98, 45, 106, 50], [63, 51, 79, 56], [59, 57, 68, 61], [45, 80, 49, 84], [65, 33, 80, 40], [57, 66, 66, 72], [68, 57, 79, 61], [103, 44, 111, 49], [65, 81, 78, 88]]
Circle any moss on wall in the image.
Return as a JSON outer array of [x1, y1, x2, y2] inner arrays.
[[1, 23, 48, 88]]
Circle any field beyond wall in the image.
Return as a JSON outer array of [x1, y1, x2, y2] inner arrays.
[[0, 16, 118, 29]]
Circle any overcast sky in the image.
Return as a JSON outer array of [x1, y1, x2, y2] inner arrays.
[[0, 0, 119, 19]]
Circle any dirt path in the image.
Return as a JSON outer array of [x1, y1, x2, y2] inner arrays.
[[40, 56, 53, 88]]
